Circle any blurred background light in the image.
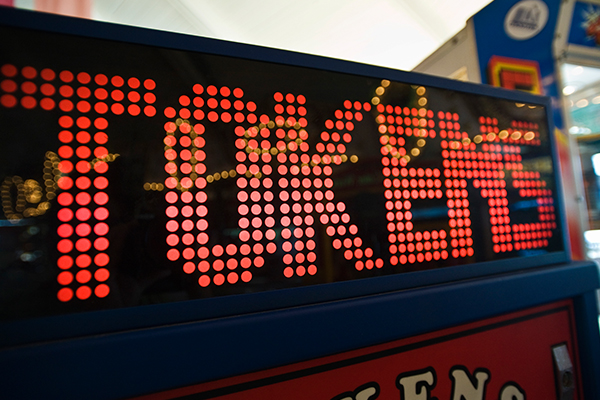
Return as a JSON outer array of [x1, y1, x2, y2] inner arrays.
[[15, 0, 492, 70]]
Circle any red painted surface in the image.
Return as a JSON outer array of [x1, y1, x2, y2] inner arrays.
[[134, 300, 580, 400]]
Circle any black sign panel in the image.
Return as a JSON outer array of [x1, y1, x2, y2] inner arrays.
[[0, 11, 565, 321]]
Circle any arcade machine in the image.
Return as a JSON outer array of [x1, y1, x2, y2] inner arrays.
[[414, 0, 600, 262], [0, 6, 599, 400]]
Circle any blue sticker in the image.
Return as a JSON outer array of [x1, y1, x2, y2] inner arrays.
[[568, 1, 600, 47]]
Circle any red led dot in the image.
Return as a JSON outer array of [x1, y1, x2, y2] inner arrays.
[[144, 79, 156, 90], [60, 85, 74, 97], [94, 88, 109, 101], [57, 176, 73, 190], [0, 94, 17, 108], [94, 237, 109, 251], [76, 286, 92, 300], [57, 71, 73, 83], [76, 270, 92, 284], [94, 253, 109, 267], [126, 77, 139, 89], [94, 176, 109, 190], [57, 160, 73, 174], [21, 81, 37, 94], [57, 255, 73, 270], [91, 74, 108, 86], [241, 271, 252, 282], [283, 267, 293, 278], [94, 161, 109, 174], [94, 207, 109, 221], [57, 288, 73, 302], [144, 105, 156, 117], [195, 261, 209, 273], [57, 239, 73, 253], [128, 104, 141, 115], [294, 265, 305, 277], [21, 66, 37, 79], [75, 238, 91, 252], [75, 72, 90, 84], [182, 248, 195, 260], [227, 272, 238, 284], [111, 89, 124, 102], [92, 118, 108, 131], [94, 192, 109, 206], [206, 85, 218, 96], [75, 146, 91, 159], [230, 87, 243, 98], [183, 261, 196, 274], [66, 255, 85, 271], [1, 64, 17, 77], [143, 92, 156, 104], [214, 274, 225, 286], [95, 284, 110, 298], [21, 96, 36, 109], [111, 103, 124, 115], [75, 176, 91, 190], [196, 275, 210, 287], [57, 208, 74, 222], [0, 78, 17, 93], [167, 248, 180, 261], [164, 107, 176, 118], [220, 86, 231, 97], [75, 223, 91, 237], [77, 87, 91, 99], [0, 79, 18, 93], [57, 271, 73, 285], [110, 75, 124, 87], [40, 98, 55, 110]]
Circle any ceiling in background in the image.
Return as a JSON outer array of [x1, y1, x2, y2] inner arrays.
[[31, 0, 493, 71]]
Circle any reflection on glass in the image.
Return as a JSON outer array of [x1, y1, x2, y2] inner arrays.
[[561, 63, 600, 256]]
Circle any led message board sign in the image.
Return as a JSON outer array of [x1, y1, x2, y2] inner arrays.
[[0, 10, 567, 321]]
